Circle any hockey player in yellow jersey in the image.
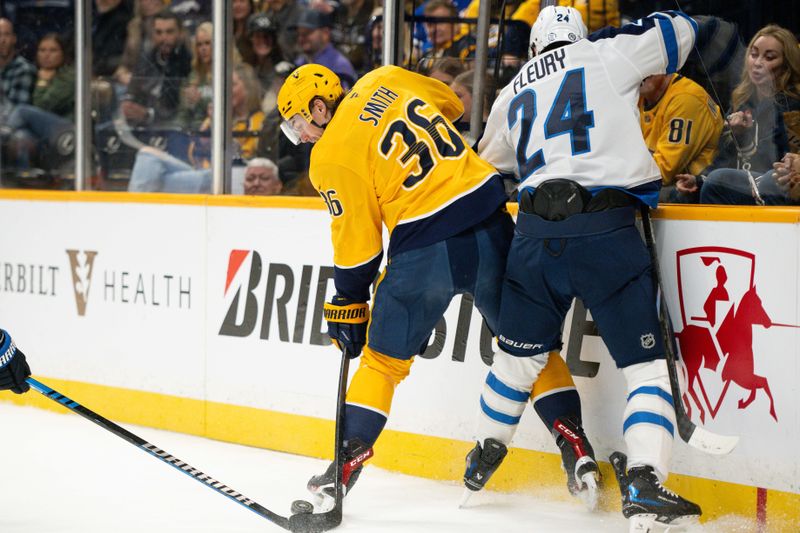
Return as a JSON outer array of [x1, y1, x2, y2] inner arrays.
[[638, 73, 723, 200], [277, 63, 596, 509]]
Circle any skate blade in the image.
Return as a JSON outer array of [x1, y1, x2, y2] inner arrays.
[[659, 514, 701, 532], [629, 514, 700, 533], [629, 513, 658, 533], [578, 471, 600, 512], [458, 488, 474, 508]]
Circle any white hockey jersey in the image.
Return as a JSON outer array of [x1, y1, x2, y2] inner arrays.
[[479, 11, 698, 205]]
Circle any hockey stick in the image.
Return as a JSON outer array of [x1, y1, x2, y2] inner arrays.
[[639, 206, 740, 455], [26, 376, 344, 533], [288, 347, 352, 532]]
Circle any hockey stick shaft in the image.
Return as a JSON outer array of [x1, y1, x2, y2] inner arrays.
[[639, 206, 739, 455], [286, 348, 350, 533], [26, 377, 293, 531]]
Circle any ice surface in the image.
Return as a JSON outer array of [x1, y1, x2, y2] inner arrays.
[[0, 403, 730, 532]]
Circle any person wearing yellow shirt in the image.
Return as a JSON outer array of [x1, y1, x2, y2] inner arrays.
[[638, 73, 723, 202], [277, 63, 592, 510]]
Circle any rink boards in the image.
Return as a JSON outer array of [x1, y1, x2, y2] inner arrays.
[[0, 190, 798, 530]]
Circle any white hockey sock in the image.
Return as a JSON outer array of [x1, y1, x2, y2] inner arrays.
[[474, 350, 549, 445], [622, 359, 676, 481]]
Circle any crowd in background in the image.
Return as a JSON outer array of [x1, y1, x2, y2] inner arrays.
[[0, 0, 798, 204]]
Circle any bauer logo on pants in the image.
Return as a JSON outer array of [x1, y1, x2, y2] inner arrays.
[[66, 249, 98, 316], [673, 246, 785, 424]]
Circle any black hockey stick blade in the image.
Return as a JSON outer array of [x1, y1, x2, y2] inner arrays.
[[638, 206, 739, 455], [26, 377, 297, 531]]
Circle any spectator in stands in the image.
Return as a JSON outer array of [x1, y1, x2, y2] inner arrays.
[[678, 24, 800, 205], [127, 64, 265, 193], [4, 32, 75, 173], [93, 0, 133, 78], [121, 9, 191, 128], [294, 8, 357, 88], [637, 73, 724, 203], [116, 0, 169, 87], [366, 5, 413, 70], [449, 69, 494, 136], [330, 0, 374, 75], [423, 56, 464, 85], [0, 17, 36, 107], [234, 0, 257, 66], [261, 0, 302, 60], [177, 21, 213, 132], [243, 157, 283, 195], [5, 0, 73, 62], [770, 152, 800, 204], [420, 0, 476, 67], [245, 12, 290, 112], [508, 0, 619, 33]]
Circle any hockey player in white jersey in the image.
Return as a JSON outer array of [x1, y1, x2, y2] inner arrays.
[[467, 6, 702, 531]]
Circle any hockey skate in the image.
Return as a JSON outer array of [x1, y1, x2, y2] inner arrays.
[[307, 438, 373, 512], [553, 417, 601, 511], [610, 452, 701, 532], [460, 438, 508, 507]]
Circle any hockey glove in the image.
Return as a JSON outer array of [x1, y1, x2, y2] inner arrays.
[[0, 329, 31, 394], [324, 295, 369, 358]]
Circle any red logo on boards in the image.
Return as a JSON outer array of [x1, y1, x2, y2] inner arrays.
[[672, 247, 792, 424]]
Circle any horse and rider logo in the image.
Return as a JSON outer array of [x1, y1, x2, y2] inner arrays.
[[672, 246, 796, 424]]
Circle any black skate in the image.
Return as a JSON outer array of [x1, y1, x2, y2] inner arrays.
[[463, 438, 508, 492], [610, 452, 701, 532], [459, 438, 508, 507], [553, 417, 601, 510], [307, 438, 373, 512]]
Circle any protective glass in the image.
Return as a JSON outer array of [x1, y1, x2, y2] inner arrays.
[[280, 113, 310, 145]]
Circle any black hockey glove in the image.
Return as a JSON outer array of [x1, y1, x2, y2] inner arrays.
[[324, 295, 369, 358], [0, 329, 31, 394]]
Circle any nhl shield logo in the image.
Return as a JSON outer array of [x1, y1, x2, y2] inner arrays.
[[640, 333, 656, 349], [672, 246, 782, 423]]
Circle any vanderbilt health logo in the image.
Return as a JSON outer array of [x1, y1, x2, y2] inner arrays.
[[66, 250, 98, 316]]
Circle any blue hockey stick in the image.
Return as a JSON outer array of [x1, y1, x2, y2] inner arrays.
[[26, 376, 345, 532]]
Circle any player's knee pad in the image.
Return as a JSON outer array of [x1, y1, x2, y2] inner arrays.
[[531, 351, 576, 399], [346, 347, 414, 416], [531, 352, 581, 429], [622, 358, 676, 481], [476, 350, 549, 444]]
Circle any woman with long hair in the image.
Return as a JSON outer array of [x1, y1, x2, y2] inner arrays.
[[676, 24, 800, 205], [3, 32, 76, 173], [177, 21, 214, 131]]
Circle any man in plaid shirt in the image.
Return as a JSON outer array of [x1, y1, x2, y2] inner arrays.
[[0, 18, 36, 107]]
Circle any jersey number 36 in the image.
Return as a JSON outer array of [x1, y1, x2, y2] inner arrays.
[[379, 98, 466, 189]]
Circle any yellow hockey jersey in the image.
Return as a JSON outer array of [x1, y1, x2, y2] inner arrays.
[[310, 66, 507, 301], [638, 74, 723, 184]]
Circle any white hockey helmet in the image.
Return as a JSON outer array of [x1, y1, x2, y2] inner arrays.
[[529, 6, 587, 56]]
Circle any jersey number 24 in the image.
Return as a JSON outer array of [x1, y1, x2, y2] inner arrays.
[[508, 68, 595, 179]]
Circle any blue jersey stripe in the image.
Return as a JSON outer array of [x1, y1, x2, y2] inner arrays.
[[623, 411, 675, 436], [480, 396, 522, 425], [627, 385, 673, 405], [486, 372, 530, 402], [655, 15, 679, 74]]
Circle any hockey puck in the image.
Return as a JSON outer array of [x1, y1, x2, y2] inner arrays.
[[291, 499, 314, 515]]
